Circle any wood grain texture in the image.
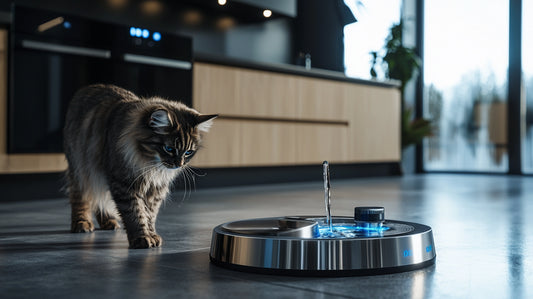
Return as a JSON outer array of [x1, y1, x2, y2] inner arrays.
[[193, 119, 349, 167], [193, 63, 348, 122], [345, 84, 401, 162], [0, 154, 67, 173], [192, 62, 401, 168]]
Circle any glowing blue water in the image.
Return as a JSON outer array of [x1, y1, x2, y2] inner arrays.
[[318, 224, 390, 238]]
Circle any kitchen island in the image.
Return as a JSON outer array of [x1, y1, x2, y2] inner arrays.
[[192, 54, 401, 168]]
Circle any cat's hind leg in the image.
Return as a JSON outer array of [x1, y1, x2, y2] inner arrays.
[[71, 200, 94, 232], [67, 172, 95, 233], [96, 210, 121, 230], [95, 192, 121, 230]]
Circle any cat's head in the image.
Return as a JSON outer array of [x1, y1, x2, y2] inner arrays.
[[134, 104, 217, 170]]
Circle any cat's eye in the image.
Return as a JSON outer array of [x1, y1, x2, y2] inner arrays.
[[184, 150, 195, 156], [163, 145, 174, 153]]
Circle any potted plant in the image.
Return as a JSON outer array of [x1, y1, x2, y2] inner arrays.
[[370, 21, 432, 151]]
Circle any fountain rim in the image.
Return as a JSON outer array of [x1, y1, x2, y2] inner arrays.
[[215, 216, 431, 240]]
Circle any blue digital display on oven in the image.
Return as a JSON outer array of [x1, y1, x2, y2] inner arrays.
[[129, 27, 161, 42]]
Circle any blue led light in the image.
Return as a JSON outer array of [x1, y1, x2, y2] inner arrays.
[[129, 27, 136, 37], [403, 250, 412, 257], [142, 29, 149, 38], [354, 225, 390, 232], [153, 32, 161, 41], [135, 28, 142, 37], [426, 245, 432, 253], [63, 21, 71, 29]]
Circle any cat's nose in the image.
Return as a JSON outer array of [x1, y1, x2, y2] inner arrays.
[[176, 157, 185, 167]]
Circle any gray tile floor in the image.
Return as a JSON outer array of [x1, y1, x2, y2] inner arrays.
[[1, 174, 532, 298]]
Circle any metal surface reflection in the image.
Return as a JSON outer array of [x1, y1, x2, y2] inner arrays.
[[210, 216, 436, 276]]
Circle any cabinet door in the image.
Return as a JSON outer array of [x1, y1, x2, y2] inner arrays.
[[194, 63, 299, 118], [194, 63, 350, 122], [294, 122, 349, 164], [297, 77, 348, 122], [193, 119, 242, 167], [240, 121, 297, 166], [193, 63, 238, 115], [236, 68, 298, 119], [346, 85, 401, 162]]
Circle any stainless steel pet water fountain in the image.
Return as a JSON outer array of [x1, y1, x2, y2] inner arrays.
[[210, 162, 436, 276]]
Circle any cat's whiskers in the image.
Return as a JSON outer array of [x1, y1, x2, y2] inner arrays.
[[186, 166, 198, 192], [182, 166, 193, 202], [175, 165, 197, 205], [185, 165, 207, 177]]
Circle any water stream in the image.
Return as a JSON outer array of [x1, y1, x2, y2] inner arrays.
[[323, 161, 332, 232], [320, 161, 389, 238]]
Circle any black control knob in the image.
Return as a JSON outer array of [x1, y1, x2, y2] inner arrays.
[[354, 206, 385, 223]]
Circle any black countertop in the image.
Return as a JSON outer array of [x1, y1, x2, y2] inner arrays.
[[194, 53, 401, 89]]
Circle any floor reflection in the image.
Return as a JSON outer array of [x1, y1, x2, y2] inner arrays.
[[507, 179, 524, 299], [410, 265, 436, 299]]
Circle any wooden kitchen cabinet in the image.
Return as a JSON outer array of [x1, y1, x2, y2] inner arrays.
[[344, 84, 402, 162], [193, 63, 349, 123], [195, 118, 349, 167], [0, 41, 400, 173], [192, 62, 401, 167]]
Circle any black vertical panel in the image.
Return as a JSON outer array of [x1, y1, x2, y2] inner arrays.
[[293, 0, 356, 72], [415, 0, 425, 173], [508, 0, 522, 174], [9, 6, 192, 153]]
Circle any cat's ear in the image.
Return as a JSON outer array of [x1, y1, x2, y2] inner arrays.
[[196, 114, 218, 132], [149, 109, 171, 134]]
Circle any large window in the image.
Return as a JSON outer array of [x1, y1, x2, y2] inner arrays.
[[423, 0, 509, 172], [522, 0, 533, 173], [343, 0, 401, 79]]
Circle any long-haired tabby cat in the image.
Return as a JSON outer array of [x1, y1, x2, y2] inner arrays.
[[63, 84, 217, 249]]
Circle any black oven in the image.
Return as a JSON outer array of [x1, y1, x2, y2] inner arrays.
[[8, 6, 192, 153]]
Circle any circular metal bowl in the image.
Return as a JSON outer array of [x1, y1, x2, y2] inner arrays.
[[219, 217, 318, 238], [210, 216, 436, 276]]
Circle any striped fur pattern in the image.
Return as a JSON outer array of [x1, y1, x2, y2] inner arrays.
[[63, 84, 217, 249]]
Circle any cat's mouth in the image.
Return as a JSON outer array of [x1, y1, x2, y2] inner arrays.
[[161, 162, 181, 170]]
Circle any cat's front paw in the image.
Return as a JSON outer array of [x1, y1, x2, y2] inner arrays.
[[129, 234, 163, 249], [71, 220, 95, 233]]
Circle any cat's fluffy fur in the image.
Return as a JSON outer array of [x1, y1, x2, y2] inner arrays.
[[63, 84, 216, 249]]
